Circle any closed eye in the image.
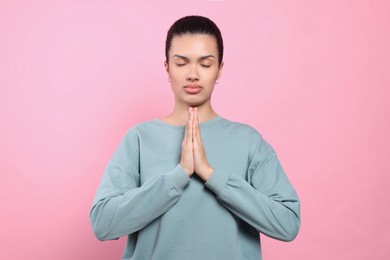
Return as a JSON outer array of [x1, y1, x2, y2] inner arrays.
[[175, 63, 211, 68]]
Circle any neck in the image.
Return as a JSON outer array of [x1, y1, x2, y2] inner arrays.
[[162, 99, 218, 126]]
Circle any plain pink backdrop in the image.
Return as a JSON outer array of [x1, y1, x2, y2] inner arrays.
[[1, 0, 389, 259]]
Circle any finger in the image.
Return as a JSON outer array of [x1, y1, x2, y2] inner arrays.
[[193, 107, 198, 140], [186, 107, 193, 144], [194, 108, 202, 144], [183, 107, 190, 143], [188, 107, 194, 144]]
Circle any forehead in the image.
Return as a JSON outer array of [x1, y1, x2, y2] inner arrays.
[[170, 34, 218, 58]]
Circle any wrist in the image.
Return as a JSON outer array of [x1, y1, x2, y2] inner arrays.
[[200, 167, 214, 182]]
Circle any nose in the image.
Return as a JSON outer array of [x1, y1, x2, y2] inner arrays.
[[186, 64, 199, 82]]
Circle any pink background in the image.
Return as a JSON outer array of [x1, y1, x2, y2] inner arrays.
[[1, 0, 389, 259]]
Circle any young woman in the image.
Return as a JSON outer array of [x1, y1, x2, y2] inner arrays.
[[90, 15, 300, 260]]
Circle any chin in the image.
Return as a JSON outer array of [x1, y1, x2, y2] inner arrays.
[[181, 98, 204, 107]]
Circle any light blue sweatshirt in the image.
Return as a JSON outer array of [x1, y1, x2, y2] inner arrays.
[[90, 115, 300, 259]]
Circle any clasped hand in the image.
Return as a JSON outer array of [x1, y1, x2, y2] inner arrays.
[[180, 107, 214, 182]]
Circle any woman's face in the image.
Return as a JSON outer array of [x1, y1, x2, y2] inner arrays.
[[164, 34, 224, 107]]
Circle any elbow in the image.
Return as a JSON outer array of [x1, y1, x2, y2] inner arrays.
[[89, 206, 117, 241], [281, 225, 299, 242], [279, 200, 301, 242], [261, 214, 300, 242], [90, 218, 119, 241], [90, 215, 109, 241], [91, 222, 110, 241], [279, 215, 300, 242]]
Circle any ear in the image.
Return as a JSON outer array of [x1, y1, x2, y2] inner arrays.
[[164, 61, 170, 76], [217, 61, 224, 80]]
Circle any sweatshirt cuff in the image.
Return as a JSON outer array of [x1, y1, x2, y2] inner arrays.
[[205, 168, 230, 196], [166, 164, 191, 192]]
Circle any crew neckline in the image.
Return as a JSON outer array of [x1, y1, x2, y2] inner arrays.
[[153, 115, 223, 130]]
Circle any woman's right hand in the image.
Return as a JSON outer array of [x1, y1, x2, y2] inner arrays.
[[180, 107, 195, 177]]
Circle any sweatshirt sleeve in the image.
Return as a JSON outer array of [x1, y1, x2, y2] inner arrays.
[[89, 127, 191, 241], [205, 130, 300, 242]]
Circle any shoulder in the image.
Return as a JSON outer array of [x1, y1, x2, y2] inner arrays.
[[126, 118, 161, 133], [219, 116, 264, 139], [120, 118, 160, 142], [220, 117, 275, 155], [216, 117, 277, 166]]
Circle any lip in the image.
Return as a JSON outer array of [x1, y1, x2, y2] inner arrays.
[[184, 85, 202, 94], [184, 84, 202, 88]]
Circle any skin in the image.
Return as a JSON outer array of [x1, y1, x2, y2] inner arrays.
[[181, 106, 213, 181], [163, 34, 224, 181]]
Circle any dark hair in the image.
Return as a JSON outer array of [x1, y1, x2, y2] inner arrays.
[[165, 15, 224, 68]]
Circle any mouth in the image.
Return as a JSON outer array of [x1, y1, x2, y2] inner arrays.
[[184, 85, 202, 89], [184, 85, 202, 94]]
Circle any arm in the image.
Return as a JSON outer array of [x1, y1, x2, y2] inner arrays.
[[89, 128, 191, 241], [205, 130, 300, 241]]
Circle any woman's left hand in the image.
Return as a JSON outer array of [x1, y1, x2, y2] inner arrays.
[[192, 107, 214, 181]]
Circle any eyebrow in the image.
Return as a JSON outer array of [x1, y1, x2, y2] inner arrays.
[[172, 54, 215, 61]]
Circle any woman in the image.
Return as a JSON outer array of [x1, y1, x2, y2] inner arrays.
[[90, 15, 300, 260]]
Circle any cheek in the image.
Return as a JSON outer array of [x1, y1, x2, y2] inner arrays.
[[204, 71, 219, 81], [170, 69, 184, 80]]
